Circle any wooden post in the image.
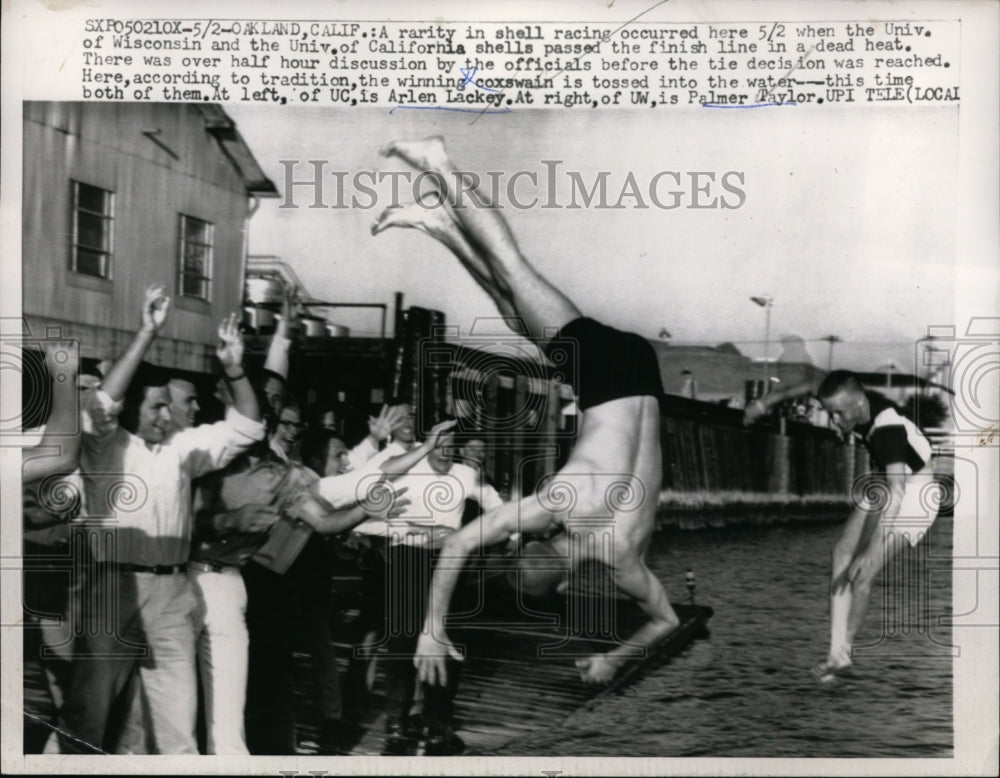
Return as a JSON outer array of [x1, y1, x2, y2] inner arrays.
[[767, 433, 791, 495], [543, 379, 561, 480], [512, 374, 529, 498]]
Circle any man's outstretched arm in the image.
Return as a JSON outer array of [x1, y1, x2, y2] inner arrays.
[[742, 380, 819, 425], [414, 504, 521, 687]]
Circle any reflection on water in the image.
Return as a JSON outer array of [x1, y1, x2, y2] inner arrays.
[[490, 516, 953, 757]]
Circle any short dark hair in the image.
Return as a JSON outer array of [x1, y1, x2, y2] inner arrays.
[[252, 368, 287, 392], [120, 363, 169, 433], [300, 428, 344, 476], [818, 370, 864, 399]]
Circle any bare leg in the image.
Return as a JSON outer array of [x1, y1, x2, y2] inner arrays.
[[843, 528, 903, 650], [381, 137, 581, 342], [372, 201, 517, 320], [575, 544, 679, 684], [817, 506, 879, 678]]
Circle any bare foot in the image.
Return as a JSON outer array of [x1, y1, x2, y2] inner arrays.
[[575, 654, 622, 684], [811, 656, 853, 684], [380, 136, 451, 172], [371, 199, 459, 241]]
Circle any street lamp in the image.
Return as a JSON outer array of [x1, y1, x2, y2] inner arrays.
[[822, 334, 842, 371], [750, 296, 773, 395], [882, 360, 897, 393]]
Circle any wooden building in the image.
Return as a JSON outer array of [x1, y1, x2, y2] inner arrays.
[[22, 102, 277, 372]]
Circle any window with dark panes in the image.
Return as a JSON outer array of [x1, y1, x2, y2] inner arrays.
[[179, 214, 214, 301], [71, 181, 114, 278]]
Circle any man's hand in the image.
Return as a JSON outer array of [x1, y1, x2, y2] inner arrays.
[[847, 551, 880, 585], [386, 486, 411, 518], [367, 404, 404, 443], [41, 340, 79, 381], [429, 525, 455, 550], [141, 285, 171, 334], [227, 504, 281, 533], [216, 313, 245, 371], [425, 418, 458, 449], [742, 398, 767, 426], [414, 629, 464, 686], [359, 476, 410, 519], [575, 653, 622, 685]]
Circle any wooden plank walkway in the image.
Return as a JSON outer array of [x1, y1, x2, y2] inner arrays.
[[23, 572, 712, 756], [292, 574, 713, 756]]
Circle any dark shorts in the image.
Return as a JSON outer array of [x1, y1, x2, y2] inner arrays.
[[544, 317, 663, 411]]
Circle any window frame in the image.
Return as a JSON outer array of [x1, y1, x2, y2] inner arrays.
[[177, 213, 215, 303], [70, 180, 115, 280]]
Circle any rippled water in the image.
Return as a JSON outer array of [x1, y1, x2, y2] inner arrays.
[[491, 516, 954, 757]]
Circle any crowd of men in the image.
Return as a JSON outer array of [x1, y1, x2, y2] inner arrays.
[[23, 285, 504, 756], [22, 136, 939, 758]]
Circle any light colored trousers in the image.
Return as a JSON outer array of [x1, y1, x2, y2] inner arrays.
[[59, 568, 198, 754], [189, 566, 251, 755]]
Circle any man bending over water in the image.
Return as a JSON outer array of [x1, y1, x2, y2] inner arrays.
[[371, 137, 679, 686]]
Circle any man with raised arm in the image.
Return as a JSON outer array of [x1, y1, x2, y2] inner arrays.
[[744, 370, 937, 680], [370, 138, 680, 692], [809, 371, 936, 682], [58, 287, 266, 754]]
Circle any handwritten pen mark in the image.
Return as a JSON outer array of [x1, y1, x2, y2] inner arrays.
[[604, 0, 671, 42], [754, 45, 816, 104], [390, 105, 513, 116], [470, 0, 671, 125], [703, 102, 798, 109], [977, 422, 1000, 447], [459, 66, 500, 93]]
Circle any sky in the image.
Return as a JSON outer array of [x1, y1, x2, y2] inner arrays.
[[226, 102, 959, 375]]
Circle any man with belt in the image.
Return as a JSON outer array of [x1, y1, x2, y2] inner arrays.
[[367, 429, 504, 756], [58, 287, 266, 754], [189, 431, 405, 754]]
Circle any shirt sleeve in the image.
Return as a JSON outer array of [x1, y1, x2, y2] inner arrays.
[[80, 388, 123, 448], [347, 436, 378, 471], [317, 469, 369, 509], [172, 409, 267, 480], [283, 466, 341, 527], [263, 333, 291, 379], [478, 482, 505, 513], [867, 424, 909, 469]]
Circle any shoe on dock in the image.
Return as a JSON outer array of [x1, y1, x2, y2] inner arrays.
[[318, 718, 365, 755], [381, 719, 414, 756], [423, 726, 465, 756]]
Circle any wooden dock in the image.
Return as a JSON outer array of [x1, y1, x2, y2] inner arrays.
[[292, 572, 713, 756], [22, 570, 712, 756]]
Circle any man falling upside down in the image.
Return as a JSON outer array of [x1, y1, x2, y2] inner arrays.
[[372, 137, 679, 687]]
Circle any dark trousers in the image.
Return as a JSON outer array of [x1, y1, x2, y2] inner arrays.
[[242, 561, 295, 754], [287, 534, 342, 721], [341, 537, 388, 721], [22, 541, 75, 753], [380, 543, 462, 732]]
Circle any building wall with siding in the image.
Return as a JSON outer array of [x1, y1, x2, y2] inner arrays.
[[22, 102, 251, 371]]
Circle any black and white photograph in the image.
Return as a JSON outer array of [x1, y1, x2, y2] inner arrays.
[[2, 1, 997, 775]]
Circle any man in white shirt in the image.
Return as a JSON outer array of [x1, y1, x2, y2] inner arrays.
[[368, 428, 502, 756], [58, 287, 265, 754]]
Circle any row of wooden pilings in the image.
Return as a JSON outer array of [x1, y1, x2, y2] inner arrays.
[[441, 369, 866, 502]]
